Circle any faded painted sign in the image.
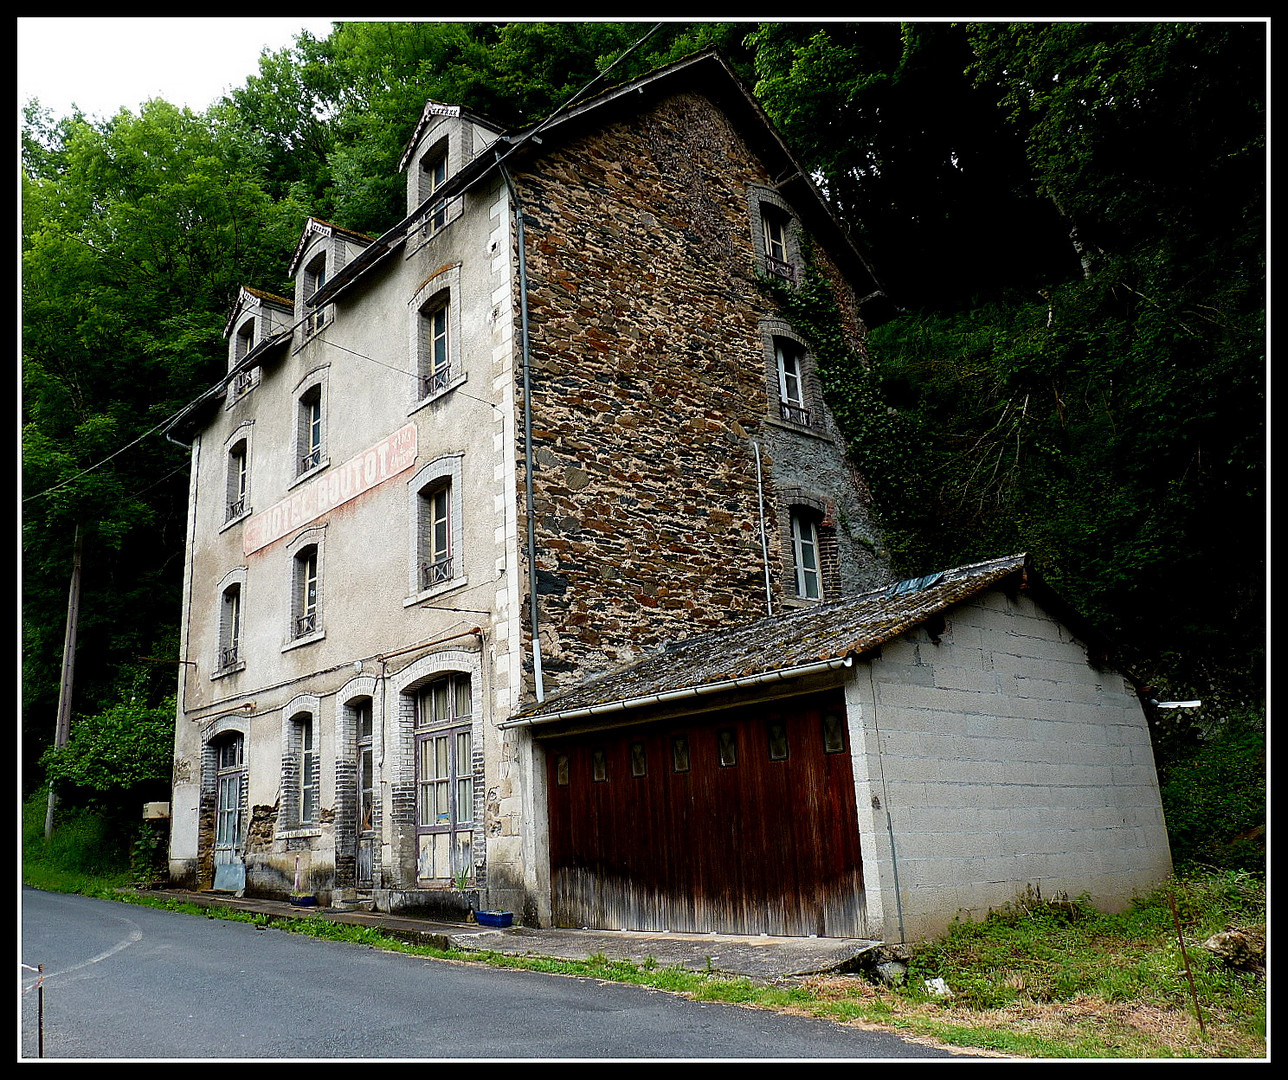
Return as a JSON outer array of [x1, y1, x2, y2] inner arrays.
[[244, 424, 417, 555]]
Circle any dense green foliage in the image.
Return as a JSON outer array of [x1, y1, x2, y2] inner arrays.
[[225, 21, 754, 234], [40, 697, 176, 805], [748, 22, 1076, 309], [751, 23, 1264, 780], [22, 22, 1263, 868], [22, 789, 136, 890], [21, 97, 309, 783], [1157, 709, 1266, 872]]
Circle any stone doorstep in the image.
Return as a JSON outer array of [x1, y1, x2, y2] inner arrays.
[[332, 896, 377, 912]]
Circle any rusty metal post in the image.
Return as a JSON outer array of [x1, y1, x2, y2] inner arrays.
[[1168, 888, 1206, 1034], [37, 963, 45, 1058]]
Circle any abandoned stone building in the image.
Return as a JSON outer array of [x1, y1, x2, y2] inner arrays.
[[165, 51, 1171, 941]]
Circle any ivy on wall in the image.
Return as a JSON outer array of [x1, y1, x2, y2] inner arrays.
[[760, 253, 919, 557]]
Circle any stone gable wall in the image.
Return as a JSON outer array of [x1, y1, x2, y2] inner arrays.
[[513, 92, 887, 695]]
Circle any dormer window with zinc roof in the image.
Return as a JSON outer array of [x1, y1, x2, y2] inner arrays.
[[223, 288, 290, 405], [231, 319, 257, 397]]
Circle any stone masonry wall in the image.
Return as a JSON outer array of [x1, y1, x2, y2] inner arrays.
[[513, 91, 887, 695]]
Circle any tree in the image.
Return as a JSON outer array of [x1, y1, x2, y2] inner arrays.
[[747, 21, 1076, 310], [21, 99, 307, 786], [857, 22, 1265, 703], [40, 697, 177, 811], [968, 22, 1265, 280], [225, 21, 755, 234]]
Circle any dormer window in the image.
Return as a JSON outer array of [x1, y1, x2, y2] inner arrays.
[[230, 318, 258, 397], [224, 288, 290, 401], [421, 148, 449, 233], [305, 253, 326, 299], [235, 319, 254, 361], [304, 253, 328, 336]]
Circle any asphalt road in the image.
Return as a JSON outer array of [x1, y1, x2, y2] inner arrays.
[[21, 887, 968, 1060]]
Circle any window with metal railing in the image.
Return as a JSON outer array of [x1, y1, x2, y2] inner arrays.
[[302, 253, 328, 338], [292, 545, 319, 639], [297, 386, 323, 475], [219, 583, 242, 669], [226, 440, 249, 522], [761, 205, 797, 283], [418, 483, 452, 591], [419, 300, 451, 399], [775, 339, 813, 428]]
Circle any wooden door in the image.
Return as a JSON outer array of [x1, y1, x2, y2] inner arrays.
[[545, 692, 865, 937]]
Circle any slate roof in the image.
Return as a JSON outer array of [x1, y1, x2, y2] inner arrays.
[[507, 553, 1113, 726]]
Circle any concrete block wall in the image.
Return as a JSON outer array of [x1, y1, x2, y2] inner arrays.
[[846, 588, 1172, 941]]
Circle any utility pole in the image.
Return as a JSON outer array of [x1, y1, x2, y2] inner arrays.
[[44, 524, 82, 841]]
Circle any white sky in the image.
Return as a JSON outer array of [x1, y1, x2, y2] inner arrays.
[[18, 17, 342, 121]]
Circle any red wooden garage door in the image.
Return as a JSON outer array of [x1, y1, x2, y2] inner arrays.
[[544, 691, 865, 937]]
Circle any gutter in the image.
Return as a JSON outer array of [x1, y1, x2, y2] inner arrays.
[[500, 654, 855, 729], [163, 328, 293, 442]]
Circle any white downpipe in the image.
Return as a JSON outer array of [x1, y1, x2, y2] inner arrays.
[[754, 440, 773, 617], [498, 155, 544, 703]]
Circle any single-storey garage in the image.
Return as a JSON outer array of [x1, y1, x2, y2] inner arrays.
[[504, 554, 1174, 942]]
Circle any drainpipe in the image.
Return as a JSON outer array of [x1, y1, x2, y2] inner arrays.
[[754, 441, 773, 617], [497, 155, 544, 702]]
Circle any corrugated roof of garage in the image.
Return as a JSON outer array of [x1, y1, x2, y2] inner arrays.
[[511, 552, 1033, 724]]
